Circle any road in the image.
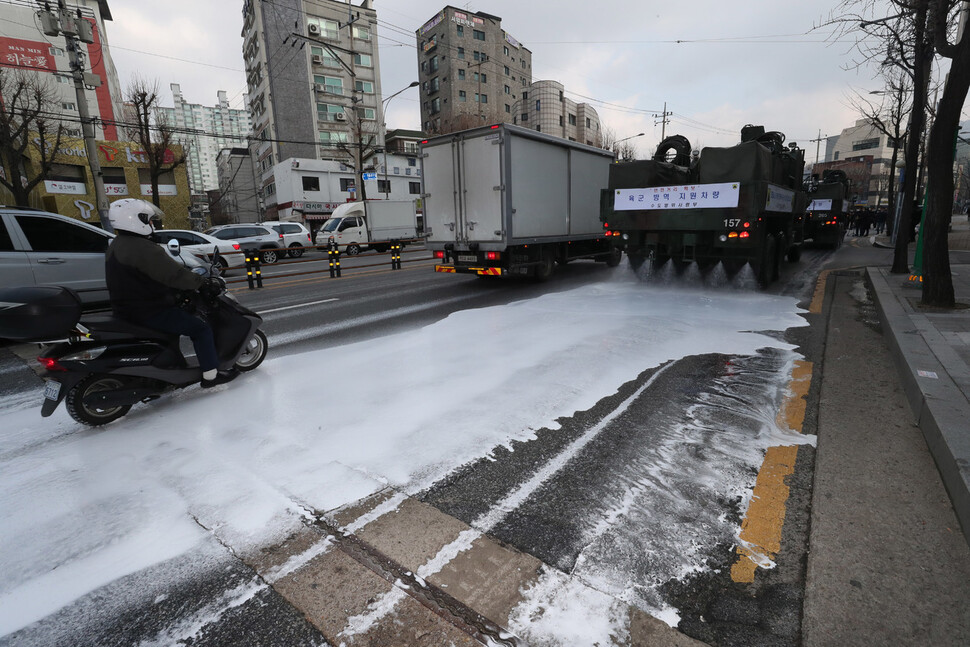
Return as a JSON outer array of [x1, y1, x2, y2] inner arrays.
[[5, 236, 957, 646]]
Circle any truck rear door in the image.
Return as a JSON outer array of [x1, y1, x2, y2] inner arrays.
[[423, 140, 460, 245], [457, 132, 504, 244]]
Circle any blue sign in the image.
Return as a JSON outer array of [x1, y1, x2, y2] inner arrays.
[[362, 172, 377, 180]]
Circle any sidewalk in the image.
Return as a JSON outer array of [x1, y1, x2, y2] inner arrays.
[[868, 215, 970, 545]]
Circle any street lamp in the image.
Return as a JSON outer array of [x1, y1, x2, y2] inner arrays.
[[381, 81, 419, 198], [613, 132, 645, 160]]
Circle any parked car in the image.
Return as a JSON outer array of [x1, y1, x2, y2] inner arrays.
[[0, 206, 113, 305], [150, 229, 245, 272], [205, 224, 284, 264], [262, 221, 313, 258]]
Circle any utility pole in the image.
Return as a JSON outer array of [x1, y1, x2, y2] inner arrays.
[[810, 130, 825, 166], [38, 1, 111, 231], [654, 102, 672, 140]]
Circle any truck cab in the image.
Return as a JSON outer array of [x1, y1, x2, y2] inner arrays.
[[315, 202, 368, 255]]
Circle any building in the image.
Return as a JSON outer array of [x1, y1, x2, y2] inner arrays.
[[511, 80, 602, 146], [157, 84, 252, 194], [416, 7, 532, 135], [215, 147, 261, 225], [0, 0, 124, 142], [24, 135, 192, 228], [242, 0, 384, 208], [823, 119, 901, 207]]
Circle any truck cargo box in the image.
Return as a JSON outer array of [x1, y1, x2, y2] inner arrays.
[[0, 286, 81, 341]]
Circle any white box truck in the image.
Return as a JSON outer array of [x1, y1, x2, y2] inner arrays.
[[421, 123, 621, 279], [314, 200, 419, 255]]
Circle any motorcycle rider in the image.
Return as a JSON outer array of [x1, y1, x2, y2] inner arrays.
[[105, 198, 238, 388]]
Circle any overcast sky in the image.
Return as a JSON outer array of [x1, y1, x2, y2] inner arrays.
[[107, 0, 921, 160]]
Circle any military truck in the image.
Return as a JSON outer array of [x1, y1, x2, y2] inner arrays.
[[803, 169, 850, 249], [601, 126, 807, 286]]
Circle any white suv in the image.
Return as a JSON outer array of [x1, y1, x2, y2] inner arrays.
[[262, 221, 312, 258]]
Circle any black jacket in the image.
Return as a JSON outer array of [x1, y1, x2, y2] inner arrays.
[[105, 231, 204, 320]]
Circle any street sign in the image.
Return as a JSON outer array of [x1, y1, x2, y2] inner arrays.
[[362, 172, 377, 180]]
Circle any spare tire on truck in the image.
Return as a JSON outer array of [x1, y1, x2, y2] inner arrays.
[[653, 135, 692, 167]]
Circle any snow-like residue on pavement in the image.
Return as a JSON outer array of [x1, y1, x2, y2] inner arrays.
[[0, 275, 807, 640]]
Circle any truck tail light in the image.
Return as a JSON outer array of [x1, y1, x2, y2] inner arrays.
[[739, 231, 751, 239], [433, 250, 445, 259], [486, 251, 500, 261], [743, 221, 751, 228]]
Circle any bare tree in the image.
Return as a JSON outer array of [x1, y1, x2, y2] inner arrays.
[[0, 67, 66, 207], [334, 103, 380, 202], [600, 125, 641, 160], [124, 78, 187, 207], [847, 70, 912, 232], [920, 1, 970, 307]]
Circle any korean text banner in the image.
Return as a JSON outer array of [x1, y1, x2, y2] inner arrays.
[[614, 182, 740, 211]]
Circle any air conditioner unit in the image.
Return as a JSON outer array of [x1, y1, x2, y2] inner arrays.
[[307, 23, 321, 36], [334, 113, 346, 121], [311, 54, 322, 64], [315, 83, 326, 92]]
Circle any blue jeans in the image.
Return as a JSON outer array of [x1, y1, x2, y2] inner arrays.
[[138, 307, 218, 372]]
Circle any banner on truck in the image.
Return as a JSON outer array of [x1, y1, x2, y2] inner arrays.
[[807, 199, 833, 211], [613, 182, 740, 211]]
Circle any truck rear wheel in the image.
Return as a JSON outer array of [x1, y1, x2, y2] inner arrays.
[[533, 250, 555, 281]]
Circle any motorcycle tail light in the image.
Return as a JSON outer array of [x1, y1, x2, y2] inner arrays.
[[37, 356, 67, 372], [60, 346, 108, 362]]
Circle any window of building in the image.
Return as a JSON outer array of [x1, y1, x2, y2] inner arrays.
[[311, 46, 340, 67], [358, 107, 376, 120], [559, 116, 564, 126], [431, 97, 441, 114], [339, 178, 356, 191], [422, 60, 427, 72], [407, 158, 416, 167], [504, 85, 510, 94], [521, 113, 528, 122], [61, 102, 76, 111], [457, 47, 464, 59], [265, 183, 276, 196], [314, 75, 343, 95], [49, 46, 65, 56], [377, 179, 390, 193], [473, 29, 485, 40], [504, 65, 510, 75], [55, 74, 72, 84], [355, 80, 374, 93], [458, 69, 465, 80], [505, 104, 511, 113], [522, 91, 528, 100], [504, 46, 509, 56], [586, 117, 591, 127], [521, 59, 527, 68], [459, 90, 467, 102], [354, 53, 372, 67], [352, 25, 370, 40], [535, 99, 540, 111], [409, 181, 421, 194], [853, 138, 880, 151], [430, 77, 440, 93], [536, 125, 541, 132], [317, 102, 343, 122], [568, 114, 576, 125], [308, 17, 338, 40], [303, 176, 320, 191], [473, 50, 481, 61], [319, 131, 349, 146], [456, 25, 464, 36], [481, 73, 487, 83], [430, 55, 439, 72]]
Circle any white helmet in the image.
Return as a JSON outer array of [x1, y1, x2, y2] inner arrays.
[[108, 199, 164, 235]]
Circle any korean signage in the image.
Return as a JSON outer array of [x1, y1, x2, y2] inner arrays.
[[140, 184, 178, 196], [0, 37, 55, 72], [452, 11, 484, 28], [807, 199, 833, 212], [505, 32, 520, 48], [614, 183, 740, 211], [293, 201, 342, 212], [44, 180, 86, 195], [765, 185, 794, 213], [423, 36, 437, 53], [419, 10, 444, 34]]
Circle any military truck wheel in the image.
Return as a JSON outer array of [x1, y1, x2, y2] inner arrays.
[[759, 235, 778, 287], [628, 252, 646, 271], [605, 246, 623, 267]]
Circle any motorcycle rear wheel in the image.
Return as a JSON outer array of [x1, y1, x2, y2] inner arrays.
[[65, 375, 132, 426], [235, 329, 268, 372]]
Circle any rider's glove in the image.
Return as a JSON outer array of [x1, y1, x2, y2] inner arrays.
[[199, 276, 225, 299]]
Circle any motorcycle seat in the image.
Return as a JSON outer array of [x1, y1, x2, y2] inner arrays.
[[80, 314, 179, 342]]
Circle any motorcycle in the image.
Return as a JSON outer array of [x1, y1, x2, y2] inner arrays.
[[0, 245, 268, 426]]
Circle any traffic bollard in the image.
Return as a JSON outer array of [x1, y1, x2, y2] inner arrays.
[[328, 241, 341, 278], [391, 240, 402, 270], [245, 252, 263, 289]]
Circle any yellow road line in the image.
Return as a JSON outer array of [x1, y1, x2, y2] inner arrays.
[[809, 269, 830, 314], [731, 359, 812, 583]]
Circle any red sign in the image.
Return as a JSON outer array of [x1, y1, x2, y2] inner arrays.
[[0, 37, 55, 71]]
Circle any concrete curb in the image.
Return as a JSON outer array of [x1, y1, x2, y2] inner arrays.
[[867, 267, 970, 546]]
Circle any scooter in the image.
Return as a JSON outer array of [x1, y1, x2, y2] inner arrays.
[[29, 246, 268, 426]]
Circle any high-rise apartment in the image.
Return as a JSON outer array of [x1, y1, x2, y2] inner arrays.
[[157, 84, 252, 194], [0, 0, 124, 141], [241, 0, 383, 200], [415, 7, 532, 135]]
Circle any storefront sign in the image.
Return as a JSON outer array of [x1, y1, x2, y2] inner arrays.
[[293, 201, 342, 212], [614, 183, 740, 211], [140, 184, 178, 196], [105, 184, 129, 196], [44, 180, 86, 195]]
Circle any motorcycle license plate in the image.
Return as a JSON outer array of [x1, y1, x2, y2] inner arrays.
[[44, 380, 61, 401], [457, 254, 477, 263]]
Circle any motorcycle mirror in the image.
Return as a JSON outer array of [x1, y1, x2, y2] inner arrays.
[[167, 239, 180, 257]]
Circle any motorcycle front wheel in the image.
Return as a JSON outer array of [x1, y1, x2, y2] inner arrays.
[[65, 375, 132, 426], [235, 329, 268, 372]]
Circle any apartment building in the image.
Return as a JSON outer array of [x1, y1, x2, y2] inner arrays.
[[512, 80, 602, 147], [823, 118, 902, 207], [157, 84, 252, 194], [416, 7, 532, 135]]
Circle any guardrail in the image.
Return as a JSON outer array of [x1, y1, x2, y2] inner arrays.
[[218, 238, 429, 289]]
